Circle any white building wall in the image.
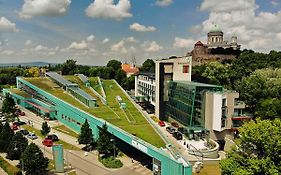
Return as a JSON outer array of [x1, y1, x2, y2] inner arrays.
[[212, 93, 223, 131], [172, 57, 192, 82]]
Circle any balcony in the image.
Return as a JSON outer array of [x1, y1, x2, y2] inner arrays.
[[231, 113, 252, 129], [232, 113, 253, 120]]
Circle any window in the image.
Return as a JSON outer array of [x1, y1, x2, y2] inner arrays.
[[183, 65, 189, 73]]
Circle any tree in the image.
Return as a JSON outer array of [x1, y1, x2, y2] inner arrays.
[[2, 93, 16, 115], [0, 122, 3, 133], [114, 69, 126, 84], [220, 118, 281, 175], [97, 123, 115, 158], [256, 98, 281, 120], [20, 143, 49, 175], [40, 122, 50, 136], [0, 122, 14, 152], [61, 59, 77, 75], [78, 119, 94, 145], [141, 59, 155, 72], [122, 75, 135, 90], [6, 132, 28, 160], [106, 60, 122, 71], [237, 68, 281, 115]]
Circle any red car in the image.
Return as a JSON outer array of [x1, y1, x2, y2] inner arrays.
[[158, 121, 165, 127], [12, 123, 18, 130], [19, 112, 25, 116], [42, 138, 53, 147]]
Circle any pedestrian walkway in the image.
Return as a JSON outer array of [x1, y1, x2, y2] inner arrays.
[[0, 167, 8, 175]]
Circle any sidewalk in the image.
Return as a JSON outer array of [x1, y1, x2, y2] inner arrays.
[[0, 167, 8, 175]]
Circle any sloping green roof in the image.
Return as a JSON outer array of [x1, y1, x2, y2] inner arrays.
[[209, 24, 222, 33]]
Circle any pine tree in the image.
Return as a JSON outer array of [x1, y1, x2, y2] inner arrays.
[[2, 93, 16, 114], [20, 143, 49, 175], [78, 119, 94, 144], [0, 122, 3, 133], [6, 132, 28, 160], [0, 122, 14, 152], [97, 123, 115, 158], [40, 122, 50, 136]]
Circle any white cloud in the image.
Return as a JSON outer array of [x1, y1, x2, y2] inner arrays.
[[85, 0, 132, 21], [102, 38, 110, 44], [69, 40, 88, 50], [111, 40, 127, 53], [271, 1, 278, 6], [86, 35, 95, 42], [25, 40, 32, 46], [129, 22, 156, 32], [199, 0, 257, 13], [2, 50, 14, 55], [156, 0, 173, 7], [19, 0, 71, 19], [173, 37, 194, 49], [123, 36, 139, 43], [142, 41, 163, 52], [0, 17, 19, 32], [34, 45, 48, 51], [194, 0, 281, 52]]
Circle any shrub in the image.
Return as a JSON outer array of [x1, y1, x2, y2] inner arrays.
[[99, 157, 123, 168]]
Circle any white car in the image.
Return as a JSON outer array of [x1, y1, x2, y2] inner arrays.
[[0, 116, 6, 122], [27, 133, 38, 140]]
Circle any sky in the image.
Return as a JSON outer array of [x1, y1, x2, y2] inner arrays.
[[0, 0, 281, 65]]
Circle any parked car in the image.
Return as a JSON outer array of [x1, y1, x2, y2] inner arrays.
[[171, 122, 179, 128], [13, 121, 26, 126], [82, 144, 94, 152], [166, 126, 176, 134], [0, 116, 6, 122], [19, 112, 25, 116], [12, 123, 18, 130], [19, 129, 29, 135], [27, 133, 38, 140], [178, 127, 188, 135], [173, 132, 183, 140], [46, 134, 59, 142], [158, 121, 165, 127], [42, 138, 53, 147]]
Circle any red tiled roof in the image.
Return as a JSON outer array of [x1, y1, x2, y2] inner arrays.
[[195, 41, 204, 46], [122, 64, 140, 74]]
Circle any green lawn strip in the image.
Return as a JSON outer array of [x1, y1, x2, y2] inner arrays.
[[21, 125, 80, 151], [52, 125, 79, 138], [88, 77, 103, 96], [25, 77, 165, 148], [47, 159, 55, 171], [68, 170, 77, 175], [0, 156, 20, 175], [119, 124, 165, 148], [196, 163, 221, 175]]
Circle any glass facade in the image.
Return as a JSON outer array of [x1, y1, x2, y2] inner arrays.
[[165, 81, 223, 127]]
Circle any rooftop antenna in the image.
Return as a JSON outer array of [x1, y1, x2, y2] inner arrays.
[[131, 54, 137, 67]]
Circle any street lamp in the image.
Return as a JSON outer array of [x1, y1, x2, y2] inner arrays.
[[110, 138, 115, 158]]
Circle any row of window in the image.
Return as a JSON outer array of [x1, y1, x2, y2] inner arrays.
[[61, 114, 82, 126]]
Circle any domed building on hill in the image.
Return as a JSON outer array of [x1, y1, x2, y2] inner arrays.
[[188, 24, 241, 65]]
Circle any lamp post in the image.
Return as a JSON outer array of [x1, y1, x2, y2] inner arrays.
[[110, 138, 115, 158]]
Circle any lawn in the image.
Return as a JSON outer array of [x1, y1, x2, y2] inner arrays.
[[10, 88, 31, 98], [88, 77, 103, 97], [0, 156, 20, 175], [52, 125, 79, 138], [24, 77, 165, 148], [195, 163, 221, 175], [22, 125, 80, 150]]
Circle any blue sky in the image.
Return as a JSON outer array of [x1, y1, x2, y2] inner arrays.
[[0, 0, 280, 65]]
